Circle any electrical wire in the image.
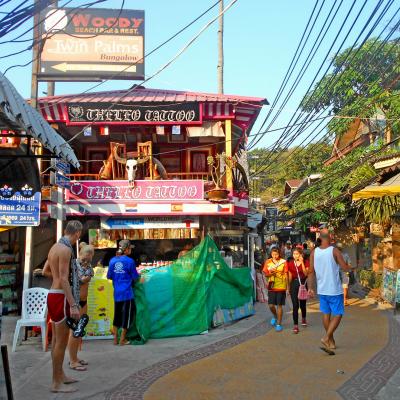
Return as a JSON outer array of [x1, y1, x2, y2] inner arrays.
[[250, 3, 399, 177], [60, 0, 239, 146]]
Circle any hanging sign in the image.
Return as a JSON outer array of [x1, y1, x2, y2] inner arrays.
[[66, 102, 202, 125], [67, 180, 204, 202], [39, 8, 145, 81], [0, 185, 41, 226], [101, 216, 200, 229]]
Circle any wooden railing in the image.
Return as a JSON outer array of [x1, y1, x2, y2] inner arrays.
[[166, 172, 212, 181]]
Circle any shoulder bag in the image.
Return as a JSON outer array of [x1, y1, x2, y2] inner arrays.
[[294, 262, 309, 301]]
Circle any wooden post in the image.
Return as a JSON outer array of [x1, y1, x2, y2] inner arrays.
[[217, 0, 224, 94], [225, 119, 233, 191]]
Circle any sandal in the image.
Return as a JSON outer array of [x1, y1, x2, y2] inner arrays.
[[79, 359, 89, 366], [69, 363, 87, 371]]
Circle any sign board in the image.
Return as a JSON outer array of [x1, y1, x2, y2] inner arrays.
[[101, 216, 200, 230], [67, 180, 204, 202], [51, 172, 71, 189], [51, 158, 70, 174], [0, 185, 41, 226], [66, 102, 202, 125], [39, 8, 144, 80], [265, 207, 278, 232], [86, 267, 114, 339]]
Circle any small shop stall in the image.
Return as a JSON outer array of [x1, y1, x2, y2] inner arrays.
[[84, 235, 255, 341]]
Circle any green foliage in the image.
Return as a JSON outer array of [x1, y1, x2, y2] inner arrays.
[[290, 144, 399, 223], [248, 142, 332, 203], [301, 39, 400, 137], [359, 270, 383, 289], [358, 195, 400, 225]]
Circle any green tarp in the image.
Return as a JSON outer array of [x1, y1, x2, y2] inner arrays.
[[127, 236, 253, 344]]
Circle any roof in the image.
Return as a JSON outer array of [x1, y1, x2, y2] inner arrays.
[[285, 179, 302, 188], [353, 171, 400, 200], [0, 73, 79, 168], [36, 87, 268, 135], [37, 86, 269, 105]]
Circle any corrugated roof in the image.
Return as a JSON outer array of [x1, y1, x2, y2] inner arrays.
[[37, 86, 269, 105], [0, 73, 80, 168]]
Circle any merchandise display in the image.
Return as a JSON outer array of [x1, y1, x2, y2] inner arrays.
[[0, 249, 19, 314]]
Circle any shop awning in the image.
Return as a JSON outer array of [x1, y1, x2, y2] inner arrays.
[[0, 72, 80, 168], [352, 172, 400, 200]]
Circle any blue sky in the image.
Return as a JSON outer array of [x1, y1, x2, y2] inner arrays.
[[0, 0, 393, 148]]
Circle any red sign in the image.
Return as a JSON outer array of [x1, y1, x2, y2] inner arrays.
[[67, 180, 204, 202]]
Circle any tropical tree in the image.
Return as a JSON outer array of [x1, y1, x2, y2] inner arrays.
[[301, 39, 400, 138]]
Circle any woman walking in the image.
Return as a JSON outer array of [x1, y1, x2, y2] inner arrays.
[[68, 242, 94, 371], [263, 248, 288, 332], [287, 248, 309, 334]]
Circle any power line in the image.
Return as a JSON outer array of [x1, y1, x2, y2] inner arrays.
[[61, 0, 239, 146], [250, 4, 400, 177]]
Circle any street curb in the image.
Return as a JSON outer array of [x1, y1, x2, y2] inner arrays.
[[337, 312, 400, 400], [103, 319, 271, 400]]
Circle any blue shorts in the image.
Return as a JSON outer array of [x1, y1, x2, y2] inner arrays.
[[319, 294, 344, 316]]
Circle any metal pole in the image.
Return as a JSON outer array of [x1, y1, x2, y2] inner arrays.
[[217, 0, 224, 94], [23, 0, 41, 291]]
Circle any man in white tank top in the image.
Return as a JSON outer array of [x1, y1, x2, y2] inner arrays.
[[308, 229, 351, 355]]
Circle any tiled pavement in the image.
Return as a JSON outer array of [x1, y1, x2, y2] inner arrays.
[[103, 320, 271, 400], [338, 313, 400, 400], [103, 301, 400, 400]]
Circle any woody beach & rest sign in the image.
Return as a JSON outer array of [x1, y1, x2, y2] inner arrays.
[[66, 102, 202, 125]]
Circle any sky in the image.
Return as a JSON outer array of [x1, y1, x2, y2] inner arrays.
[[0, 0, 395, 148]]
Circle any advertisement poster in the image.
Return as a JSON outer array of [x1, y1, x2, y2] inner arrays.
[[382, 268, 397, 305], [0, 184, 41, 227], [39, 7, 144, 80], [86, 267, 114, 339]]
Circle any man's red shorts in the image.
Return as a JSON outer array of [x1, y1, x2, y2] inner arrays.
[[47, 289, 70, 324]]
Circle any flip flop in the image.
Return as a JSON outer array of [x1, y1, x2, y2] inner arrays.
[[320, 346, 335, 356], [119, 340, 130, 346], [69, 363, 87, 371], [63, 377, 79, 384], [79, 359, 89, 366], [51, 385, 78, 393], [320, 339, 335, 355]]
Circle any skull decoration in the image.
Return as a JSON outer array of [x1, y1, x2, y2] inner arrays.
[[113, 145, 149, 187], [126, 158, 139, 185]]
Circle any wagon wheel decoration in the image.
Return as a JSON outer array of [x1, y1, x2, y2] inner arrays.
[[232, 162, 249, 193]]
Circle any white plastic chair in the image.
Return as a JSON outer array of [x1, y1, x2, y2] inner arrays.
[[12, 288, 49, 352]]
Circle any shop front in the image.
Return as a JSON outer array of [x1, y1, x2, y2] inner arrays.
[[35, 86, 266, 338]]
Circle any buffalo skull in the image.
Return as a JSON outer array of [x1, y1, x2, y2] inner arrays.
[[113, 145, 149, 186]]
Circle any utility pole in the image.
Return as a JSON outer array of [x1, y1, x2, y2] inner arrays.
[[217, 0, 224, 94], [24, 0, 41, 291]]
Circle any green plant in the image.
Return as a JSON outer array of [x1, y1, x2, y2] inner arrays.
[[358, 195, 400, 225], [359, 269, 383, 289]]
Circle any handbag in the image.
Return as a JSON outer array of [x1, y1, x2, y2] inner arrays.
[[294, 262, 309, 301]]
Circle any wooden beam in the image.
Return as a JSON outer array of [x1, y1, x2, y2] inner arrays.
[[225, 119, 233, 191]]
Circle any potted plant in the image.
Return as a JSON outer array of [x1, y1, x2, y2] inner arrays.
[[206, 152, 236, 202]]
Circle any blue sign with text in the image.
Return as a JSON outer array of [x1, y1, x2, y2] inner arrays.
[[0, 191, 41, 226]]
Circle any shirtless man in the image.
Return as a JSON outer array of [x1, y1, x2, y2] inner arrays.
[[45, 220, 82, 393]]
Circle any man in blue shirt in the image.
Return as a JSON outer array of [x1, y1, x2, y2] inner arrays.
[[107, 240, 139, 345]]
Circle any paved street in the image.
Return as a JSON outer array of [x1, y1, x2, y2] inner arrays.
[[2, 296, 400, 400]]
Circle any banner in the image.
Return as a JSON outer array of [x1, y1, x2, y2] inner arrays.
[[67, 180, 204, 202], [66, 102, 201, 125], [86, 267, 114, 338]]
